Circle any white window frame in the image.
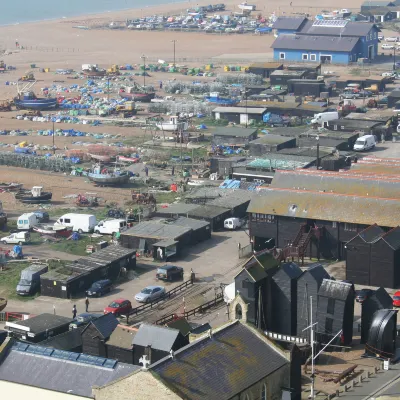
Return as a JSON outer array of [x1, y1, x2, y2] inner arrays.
[[279, 52, 285, 60], [261, 383, 268, 400], [320, 54, 332, 62], [310, 54, 316, 61], [332, 221, 337, 228], [302, 53, 308, 60], [333, 125, 338, 130]]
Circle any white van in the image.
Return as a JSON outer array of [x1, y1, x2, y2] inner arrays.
[[94, 219, 127, 235], [17, 213, 39, 230], [1, 231, 30, 245], [224, 218, 245, 230], [353, 135, 376, 151], [311, 111, 339, 125], [55, 213, 97, 233]]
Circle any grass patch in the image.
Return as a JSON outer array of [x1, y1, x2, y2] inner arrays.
[[49, 235, 105, 257], [153, 191, 180, 204]]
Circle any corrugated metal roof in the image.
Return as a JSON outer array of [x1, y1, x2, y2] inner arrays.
[[248, 188, 400, 227], [132, 324, 180, 352], [212, 127, 258, 137], [272, 16, 308, 30], [0, 345, 138, 398], [318, 279, 353, 301], [272, 34, 359, 52], [150, 321, 288, 400], [248, 155, 314, 169], [123, 221, 191, 240], [213, 107, 267, 114], [270, 170, 400, 198], [299, 20, 376, 37]]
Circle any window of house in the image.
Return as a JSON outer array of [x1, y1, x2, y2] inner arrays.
[[279, 52, 285, 60], [266, 215, 275, 224], [310, 54, 316, 61], [302, 54, 308, 60], [374, 32, 377, 39], [325, 318, 334, 334], [327, 298, 335, 315], [344, 223, 357, 232], [341, 126, 345, 129], [261, 383, 267, 400], [236, 304, 243, 320], [332, 221, 337, 228], [333, 125, 338, 131]]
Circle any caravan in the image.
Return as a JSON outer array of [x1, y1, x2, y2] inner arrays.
[[55, 213, 96, 233], [17, 212, 39, 230]]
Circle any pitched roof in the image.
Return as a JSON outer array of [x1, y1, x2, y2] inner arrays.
[[85, 313, 119, 340], [150, 321, 288, 400], [303, 264, 330, 282], [212, 127, 258, 137], [122, 221, 191, 240], [272, 16, 308, 30], [0, 342, 139, 398], [278, 262, 303, 279], [272, 34, 359, 52], [381, 226, 400, 250], [38, 328, 82, 351], [248, 188, 400, 227], [299, 20, 376, 37], [361, 0, 395, 6], [318, 279, 353, 301], [370, 287, 393, 309], [166, 318, 192, 337], [8, 313, 72, 334], [270, 170, 400, 199], [106, 325, 137, 349], [357, 224, 385, 243], [132, 324, 180, 352]]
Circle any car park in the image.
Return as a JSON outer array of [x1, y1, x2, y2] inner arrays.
[[86, 279, 112, 297], [156, 265, 184, 281], [135, 285, 166, 303], [104, 299, 132, 316], [355, 288, 374, 303], [69, 313, 102, 330]]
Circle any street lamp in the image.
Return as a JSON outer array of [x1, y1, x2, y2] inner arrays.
[[241, 87, 248, 128], [141, 54, 146, 88], [50, 114, 56, 155], [393, 47, 396, 72], [316, 135, 320, 169], [171, 40, 177, 67]]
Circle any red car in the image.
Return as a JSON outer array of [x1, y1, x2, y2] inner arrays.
[[104, 299, 132, 316], [393, 291, 400, 307]]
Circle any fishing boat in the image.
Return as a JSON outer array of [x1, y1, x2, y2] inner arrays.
[[120, 90, 155, 102], [14, 80, 58, 111], [118, 155, 140, 163], [156, 116, 189, 132], [88, 164, 130, 186], [15, 186, 52, 204], [0, 182, 23, 192], [33, 224, 73, 238], [88, 153, 114, 163], [81, 65, 106, 77]]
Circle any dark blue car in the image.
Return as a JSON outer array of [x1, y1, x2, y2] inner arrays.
[[86, 279, 112, 297]]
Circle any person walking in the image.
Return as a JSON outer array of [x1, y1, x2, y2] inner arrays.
[[72, 305, 77, 319], [85, 297, 89, 313]]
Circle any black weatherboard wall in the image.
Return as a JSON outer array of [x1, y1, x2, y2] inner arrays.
[[271, 262, 302, 335], [297, 265, 330, 339]]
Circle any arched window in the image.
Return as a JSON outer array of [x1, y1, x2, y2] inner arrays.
[[261, 383, 267, 400], [235, 303, 243, 320]]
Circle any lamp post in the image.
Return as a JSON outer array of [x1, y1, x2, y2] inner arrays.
[[242, 87, 248, 128], [51, 115, 55, 155], [316, 135, 320, 170], [171, 40, 177, 67], [141, 54, 146, 88], [393, 46, 396, 72]]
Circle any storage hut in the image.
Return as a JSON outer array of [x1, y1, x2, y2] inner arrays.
[[297, 264, 330, 339], [248, 62, 283, 78], [323, 119, 384, 135], [38, 328, 83, 352], [132, 324, 189, 365], [207, 191, 253, 219], [153, 203, 199, 219], [81, 313, 119, 357], [248, 134, 296, 156], [287, 63, 322, 78], [287, 79, 328, 97], [6, 313, 72, 343], [270, 262, 302, 335], [387, 89, 400, 108], [106, 325, 137, 364], [188, 204, 231, 231], [361, 287, 393, 344], [316, 279, 355, 346], [270, 70, 307, 86], [211, 126, 258, 145], [209, 156, 246, 177], [345, 225, 385, 286], [212, 108, 267, 126], [365, 309, 397, 359]]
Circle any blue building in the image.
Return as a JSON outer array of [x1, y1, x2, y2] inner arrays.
[[271, 19, 379, 64]]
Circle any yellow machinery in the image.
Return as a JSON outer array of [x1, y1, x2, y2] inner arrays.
[[107, 64, 120, 75], [20, 71, 35, 81]]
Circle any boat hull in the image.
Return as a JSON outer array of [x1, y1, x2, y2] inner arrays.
[[118, 156, 140, 163], [120, 92, 156, 102], [33, 225, 72, 237], [14, 98, 58, 111], [82, 70, 106, 77], [15, 192, 52, 203], [88, 154, 113, 162], [88, 173, 130, 186]]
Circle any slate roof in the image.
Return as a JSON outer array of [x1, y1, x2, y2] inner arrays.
[[299, 20, 376, 37], [212, 127, 258, 137], [132, 324, 180, 352], [270, 170, 400, 198], [370, 287, 393, 309], [305, 264, 330, 282], [279, 262, 303, 279], [8, 313, 72, 334], [0, 343, 139, 398], [38, 328, 82, 351], [272, 16, 308, 30], [85, 313, 119, 339], [167, 318, 192, 337], [150, 321, 288, 400], [357, 224, 385, 243], [272, 34, 359, 52], [107, 325, 137, 349], [248, 188, 400, 227], [318, 279, 353, 301], [381, 226, 400, 250]]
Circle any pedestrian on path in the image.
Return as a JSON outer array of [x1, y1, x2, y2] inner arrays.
[[72, 305, 77, 319], [85, 297, 89, 313]]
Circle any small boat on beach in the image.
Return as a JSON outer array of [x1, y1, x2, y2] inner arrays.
[[118, 155, 140, 163], [14, 80, 58, 111], [15, 186, 52, 204], [0, 182, 23, 192], [88, 153, 114, 163], [33, 224, 73, 238], [120, 90, 156, 102], [88, 164, 130, 186], [156, 116, 189, 132], [82, 64, 106, 77]]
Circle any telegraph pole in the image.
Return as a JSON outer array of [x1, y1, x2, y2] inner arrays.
[[171, 40, 177, 67], [141, 54, 146, 88]]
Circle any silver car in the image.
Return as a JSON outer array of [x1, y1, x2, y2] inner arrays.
[[135, 285, 165, 303]]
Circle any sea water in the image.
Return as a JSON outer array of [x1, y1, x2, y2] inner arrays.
[[0, 0, 186, 26]]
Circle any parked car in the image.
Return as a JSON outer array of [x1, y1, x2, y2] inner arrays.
[[385, 37, 399, 42], [86, 279, 112, 297], [32, 210, 50, 223], [135, 285, 165, 303], [69, 313, 102, 330], [355, 289, 374, 303], [340, 92, 361, 99], [382, 72, 396, 77], [156, 265, 184, 281], [353, 135, 376, 151], [378, 96, 388, 104], [378, 34, 384, 40], [104, 298, 132, 316], [1, 231, 30, 245], [358, 90, 373, 97], [393, 291, 400, 307], [381, 43, 395, 50]]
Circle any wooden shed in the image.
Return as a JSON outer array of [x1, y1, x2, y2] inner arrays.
[[106, 325, 137, 364], [297, 265, 330, 339], [248, 62, 283, 78], [360, 287, 393, 344], [270, 262, 302, 335], [316, 279, 355, 346], [211, 127, 258, 145], [248, 134, 296, 156]]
